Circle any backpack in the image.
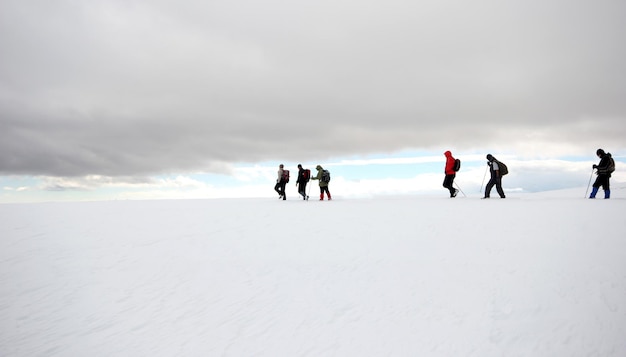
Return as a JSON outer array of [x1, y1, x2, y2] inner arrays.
[[453, 159, 461, 172], [321, 169, 331, 183], [282, 170, 290, 183], [607, 155, 615, 174], [496, 161, 508, 176], [303, 169, 311, 181]]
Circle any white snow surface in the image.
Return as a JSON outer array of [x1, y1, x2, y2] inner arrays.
[[2, 188, 626, 356]]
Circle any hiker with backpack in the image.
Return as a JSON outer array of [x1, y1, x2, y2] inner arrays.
[[311, 165, 332, 200], [296, 164, 310, 200], [443, 151, 459, 198], [589, 149, 614, 199], [483, 154, 506, 199], [274, 164, 288, 200]]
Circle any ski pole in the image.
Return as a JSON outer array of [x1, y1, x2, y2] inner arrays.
[[454, 182, 467, 197], [479, 165, 488, 193], [584, 167, 595, 198]]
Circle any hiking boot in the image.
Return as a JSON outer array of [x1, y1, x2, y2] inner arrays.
[[452, 189, 459, 198]]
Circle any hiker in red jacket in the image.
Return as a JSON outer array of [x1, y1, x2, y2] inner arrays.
[[443, 151, 458, 198]]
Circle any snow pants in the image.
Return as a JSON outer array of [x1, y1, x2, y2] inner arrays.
[[592, 174, 610, 191], [298, 182, 308, 198], [485, 173, 505, 198], [443, 174, 456, 196], [274, 181, 286, 199]]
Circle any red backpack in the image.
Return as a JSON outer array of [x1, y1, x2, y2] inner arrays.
[[303, 169, 311, 181], [282, 170, 290, 183]]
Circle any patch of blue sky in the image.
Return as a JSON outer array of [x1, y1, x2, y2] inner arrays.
[[328, 162, 440, 181], [0, 176, 37, 190], [327, 150, 486, 178], [184, 173, 234, 186]]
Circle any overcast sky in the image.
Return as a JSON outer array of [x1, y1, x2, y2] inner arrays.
[[1, 0, 625, 182]]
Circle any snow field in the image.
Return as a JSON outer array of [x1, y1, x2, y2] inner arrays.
[[1, 192, 625, 356]]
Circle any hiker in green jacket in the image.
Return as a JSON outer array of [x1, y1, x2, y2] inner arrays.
[[311, 165, 332, 200]]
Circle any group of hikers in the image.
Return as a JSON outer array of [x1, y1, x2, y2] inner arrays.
[[443, 151, 508, 199], [274, 164, 331, 201], [274, 148, 615, 200], [445, 148, 615, 199]]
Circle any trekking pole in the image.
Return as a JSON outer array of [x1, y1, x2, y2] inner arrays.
[[584, 167, 595, 198], [479, 165, 488, 193], [454, 182, 467, 197]]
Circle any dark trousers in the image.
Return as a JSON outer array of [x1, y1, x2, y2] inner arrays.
[[592, 175, 610, 190], [274, 181, 286, 199], [298, 182, 308, 198], [485, 173, 505, 198], [443, 174, 456, 196]]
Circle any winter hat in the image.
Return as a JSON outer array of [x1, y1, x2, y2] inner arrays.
[[486, 154, 494, 161], [596, 149, 605, 156]]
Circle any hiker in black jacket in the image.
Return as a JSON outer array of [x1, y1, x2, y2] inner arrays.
[[590, 149, 612, 199], [296, 164, 310, 200], [483, 154, 506, 199]]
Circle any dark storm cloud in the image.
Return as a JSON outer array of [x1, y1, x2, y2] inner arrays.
[[1, 0, 625, 177]]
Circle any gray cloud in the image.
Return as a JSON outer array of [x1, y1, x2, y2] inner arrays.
[[1, 0, 625, 177]]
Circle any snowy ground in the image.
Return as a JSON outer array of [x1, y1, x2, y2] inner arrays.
[[1, 187, 625, 356]]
